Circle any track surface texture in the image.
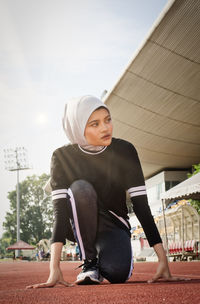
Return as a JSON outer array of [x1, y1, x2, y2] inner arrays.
[[0, 261, 200, 304]]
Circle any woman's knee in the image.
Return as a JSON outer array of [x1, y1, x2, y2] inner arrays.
[[69, 180, 97, 208], [100, 263, 129, 283], [97, 229, 132, 283]]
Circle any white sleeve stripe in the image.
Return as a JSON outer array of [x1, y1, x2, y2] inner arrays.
[[129, 190, 147, 197], [52, 193, 68, 200], [128, 185, 146, 193], [52, 189, 68, 195]]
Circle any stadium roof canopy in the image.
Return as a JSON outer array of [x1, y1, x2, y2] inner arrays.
[[104, 0, 200, 179], [161, 172, 200, 201]]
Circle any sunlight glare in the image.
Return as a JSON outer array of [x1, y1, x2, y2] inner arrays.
[[35, 113, 48, 125]]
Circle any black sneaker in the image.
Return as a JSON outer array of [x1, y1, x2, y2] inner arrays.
[[76, 258, 103, 285]]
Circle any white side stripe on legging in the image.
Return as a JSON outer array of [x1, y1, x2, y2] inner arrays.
[[67, 188, 86, 260], [109, 210, 133, 280], [108, 210, 129, 229], [127, 246, 134, 279]]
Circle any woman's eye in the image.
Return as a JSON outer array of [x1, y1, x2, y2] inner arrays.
[[91, 123, 98, 127], [105, 117, 111, 123]]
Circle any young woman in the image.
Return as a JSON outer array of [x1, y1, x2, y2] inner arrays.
[[27, 95, 181, 288]]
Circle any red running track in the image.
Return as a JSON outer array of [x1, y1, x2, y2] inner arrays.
[[0, 261, 200, 304]]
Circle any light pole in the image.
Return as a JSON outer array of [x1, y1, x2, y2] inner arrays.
[[4, 147, 29, 250]]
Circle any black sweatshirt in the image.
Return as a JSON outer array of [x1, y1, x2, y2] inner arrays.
[[50, 137, 162, 247]]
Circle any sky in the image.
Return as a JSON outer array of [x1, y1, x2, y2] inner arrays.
[[0, 0, 168, 237]]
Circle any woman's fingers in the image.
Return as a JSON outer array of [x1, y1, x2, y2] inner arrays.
[[26, 280, 74, 289], [148, 276, 191, 283], [148, 274, 162, 283], [59, 280, 74, 287], [26, 282, 54, 289]]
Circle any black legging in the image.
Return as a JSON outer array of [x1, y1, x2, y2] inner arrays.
[[53, 180, 133, 283]]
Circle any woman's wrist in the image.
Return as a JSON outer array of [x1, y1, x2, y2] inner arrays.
[[49, 242, 63, 269], [153, 243, 168, 263], [50, 262, 60, 270]]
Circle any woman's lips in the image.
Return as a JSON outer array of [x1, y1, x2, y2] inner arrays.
[[101, 134, 111, 140]]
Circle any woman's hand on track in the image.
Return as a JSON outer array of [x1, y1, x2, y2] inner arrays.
[[148, 260, 191, 283], [26, 267, 73, 289]]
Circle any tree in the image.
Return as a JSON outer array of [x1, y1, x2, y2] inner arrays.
[[0, 232, 12, 257], [187, 163, 200, 178], [2, 173, 53, 245], [188, 163, 200, 214]]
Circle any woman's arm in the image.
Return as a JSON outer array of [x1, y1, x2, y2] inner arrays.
[[26, 242, 73, 288], [148, 243, 172, 283], [50, 242, 63, 270], [27, 150, 74, 289], [148, 243, 190, 283], [123, 143, 190, 283]]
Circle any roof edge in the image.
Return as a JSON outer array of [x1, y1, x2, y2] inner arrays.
[[104, 0, 176, 104]]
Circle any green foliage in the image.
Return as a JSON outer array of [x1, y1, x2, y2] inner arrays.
[[187, 163, 200, 178], [189, 200, 200, 214], [0, 233, 12, 257], [2, 174, 53, 247], [188, 163, 200, 214]]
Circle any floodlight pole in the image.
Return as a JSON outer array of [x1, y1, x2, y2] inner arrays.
[[15, 148, 22, 244], [16, 166, 20, 243], [4, 147, 30, 256]]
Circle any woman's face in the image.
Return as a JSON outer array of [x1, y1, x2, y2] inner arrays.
[[84, 107, 113, 146]]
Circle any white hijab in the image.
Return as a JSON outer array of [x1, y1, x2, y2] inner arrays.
[[62, 95, 109, 151]]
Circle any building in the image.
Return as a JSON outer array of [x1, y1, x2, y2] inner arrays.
[[146, 170, 189, 215]]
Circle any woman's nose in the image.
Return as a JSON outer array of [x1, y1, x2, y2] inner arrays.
[[100, 122, 108, 132]]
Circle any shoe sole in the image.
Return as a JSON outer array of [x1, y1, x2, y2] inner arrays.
[[76, 276, 101, 285]]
